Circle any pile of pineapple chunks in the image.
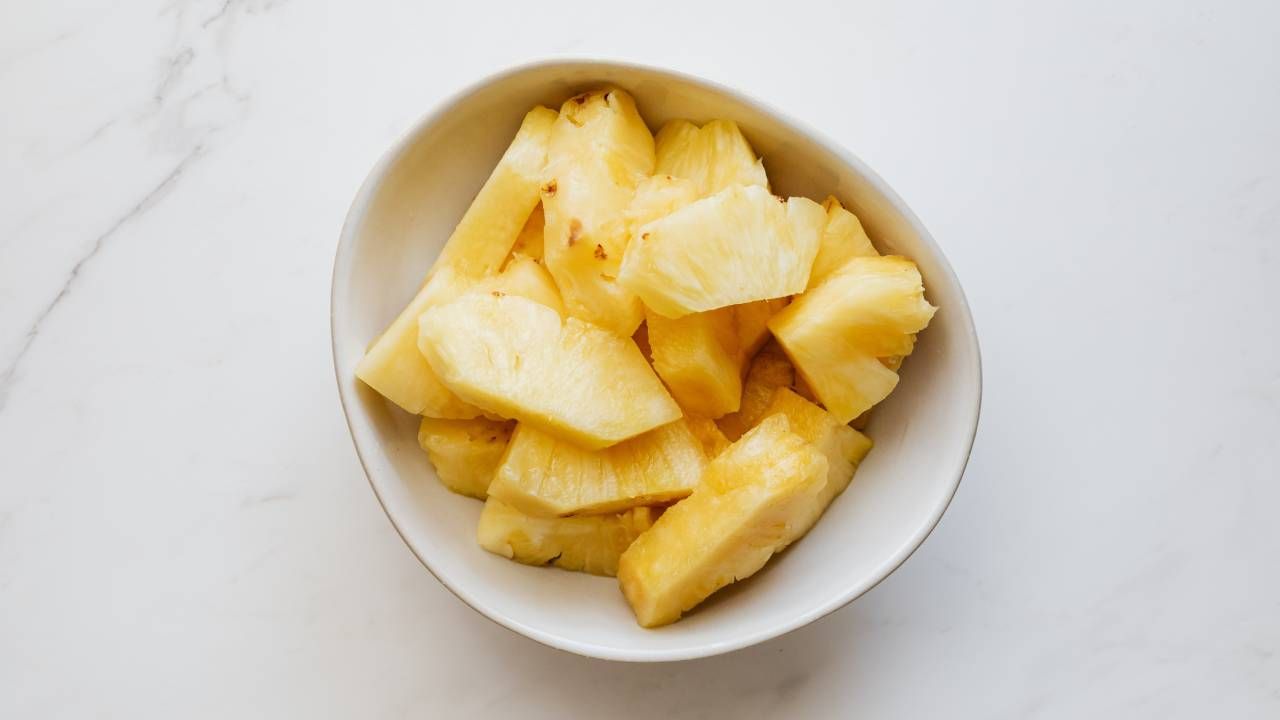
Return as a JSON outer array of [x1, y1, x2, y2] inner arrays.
[[357, 89, 936, 628]]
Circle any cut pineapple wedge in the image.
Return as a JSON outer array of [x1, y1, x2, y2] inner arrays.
[[808, 196, 879, 289], [355, 107, 557, 416], [617, 415, 828, 627], [478, 499, 654, 577], [418, 292, 680, 449], [717, 344, 795, 440], [646, 307, 742, 418], [418, 417, 514, 498], [488, 418, 707, 517], [654, 119, 769, 196], [620, 184, 825, 318], [761, 388, 872, 536], [770, 255, 936, 422], [542, 89, 655, 336]]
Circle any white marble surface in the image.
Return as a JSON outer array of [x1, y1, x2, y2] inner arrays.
[[2, 0, 1278, 716]]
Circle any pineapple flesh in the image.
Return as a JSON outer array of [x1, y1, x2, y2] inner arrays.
[[506, 203, 545, 264], [684, 415, 731, 458], [356, 106, 557, 417], [717, 344, 795, 440], [761, 388, 873, 536], [646, 307, 742, 418], [418, 417, 515, 498], [619, 184, 825, 318], [542, 89, 655, 336], [418, 292, 681, 449], [808, 196, 878, 289], [478, 499, 654, 577], [770, 255, 936, 422], [617, 415, 828, 627], [487, 419, 707, 517], [654, 119, 769, 196]]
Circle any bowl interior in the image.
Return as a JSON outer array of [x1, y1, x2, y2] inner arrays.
[[332, 61, 981, 661]]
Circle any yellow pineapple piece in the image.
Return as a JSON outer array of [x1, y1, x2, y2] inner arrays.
[[418, 292, 680, 449], [619, 184, 825, 318], [808, 196, 879, 289], [617, 415, 828, 627], [654, 119, 769, 196], [684, 415, 731, 458], [356, 107, 557, 417], [761, 388, 872, 535], [770, 255, 936, 422], [417, 417, 514, 498], [487, 419, 706, 517], [717, 345, 794, 440], [506, 203, 545, 263], [645, 307, 742, 418], [478, 499, 654, 576], [542, 89, 655, 336]]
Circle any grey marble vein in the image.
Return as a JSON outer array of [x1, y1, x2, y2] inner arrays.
[[0, 144, 206, 412]]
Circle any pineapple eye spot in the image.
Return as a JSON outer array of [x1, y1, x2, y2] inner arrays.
[[572, 93, 588, 105], [641, 232, 650, 240], [568, 218, 583, 246], [593, 244, 607, 260], [542, 180, 557, 196], [491, 290, 505, 297]]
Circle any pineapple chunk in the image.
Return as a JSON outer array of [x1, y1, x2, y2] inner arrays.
[[478, 499, 654, 576], [619, 184, 825, 318], [507, 203, 545, 263], [717, 345, 794, 440], [761, 388, 872, 535], [417, 417, 514, 498], [418, 292, 680, 449], [488, 419, 706, 517], [617, 415, 828, 627], [542, 89, 655, 336], [684, 415, 731, 458], [770, 256, 936, 422], [808, 196, 878, 289], [654, 119, 769, 196], [356, 107, 557, 416], [646, 307, 742, 418]]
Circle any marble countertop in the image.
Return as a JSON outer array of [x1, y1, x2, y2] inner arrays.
[[3, 1, 1278, 717]]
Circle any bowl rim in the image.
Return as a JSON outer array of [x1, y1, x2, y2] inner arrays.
[[330, 56, 983, 662]]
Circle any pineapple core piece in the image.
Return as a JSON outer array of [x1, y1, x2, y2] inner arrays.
[[417, 417, 514, 499], [808, 196, 879, 289], [619, 184, 825, 318], [617, 415, 828, 627], [717, 344, 795, 440], [770, 255, 937, 423], [654, 119, 769, 196], [355, 106, 557, 417], [542, 89, 655, 336], [418, 292, 680, 450], [487, 419, 708, 517], [761, 388, 873, 536], [478, 499, 654, 577]]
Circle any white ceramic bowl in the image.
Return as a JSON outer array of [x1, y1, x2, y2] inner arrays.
[[331, 59, 981, 662]]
